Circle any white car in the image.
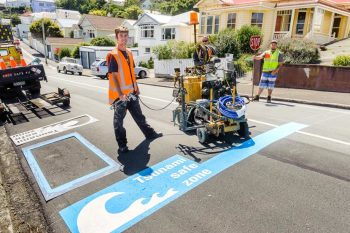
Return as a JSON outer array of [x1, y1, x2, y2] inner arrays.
[[91, 59, 149, 79], [57, 57, 83, 75]]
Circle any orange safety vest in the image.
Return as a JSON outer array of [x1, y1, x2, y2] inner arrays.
[[106, 49, 137, 105]]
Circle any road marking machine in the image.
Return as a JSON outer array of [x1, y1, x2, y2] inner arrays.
[[172, 47, 250, 143]]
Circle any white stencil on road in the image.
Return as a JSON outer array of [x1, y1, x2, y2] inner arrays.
[[77, 189, 178, 233], [10, 114, 98, 146]]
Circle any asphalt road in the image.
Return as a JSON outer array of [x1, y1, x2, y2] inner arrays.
[[4, 52, 350, 233]]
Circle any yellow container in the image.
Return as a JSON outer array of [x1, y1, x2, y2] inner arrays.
[[183, 75, 206, 103]]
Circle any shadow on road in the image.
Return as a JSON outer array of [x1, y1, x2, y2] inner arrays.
[[177, 134, 252, 162], [117, 139, 153, 176]]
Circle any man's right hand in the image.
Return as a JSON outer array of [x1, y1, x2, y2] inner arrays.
[[120, 94, 128, 101]]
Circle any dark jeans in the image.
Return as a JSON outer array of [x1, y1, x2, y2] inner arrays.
[[113, 96, 156, 148]]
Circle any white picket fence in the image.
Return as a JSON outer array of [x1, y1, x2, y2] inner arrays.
[[154, 59, 194, 77], [153, 57, 243, 78]]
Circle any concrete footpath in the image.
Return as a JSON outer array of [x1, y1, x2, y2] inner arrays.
[[0, 126, 48, 232], [137, 75, 350, 110]]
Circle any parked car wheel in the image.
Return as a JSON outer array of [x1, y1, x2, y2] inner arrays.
[[138, 70, 147, 79], [78, 72, 82, 76], [63, 67, 67, 74], [57, 66, 60, 73]]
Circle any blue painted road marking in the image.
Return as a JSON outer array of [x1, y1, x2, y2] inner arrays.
[[22, 132, 121, 201], [60, 122, 307, 233]]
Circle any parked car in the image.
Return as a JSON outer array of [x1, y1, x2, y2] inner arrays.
[[57, 57, 83, 75], [91, 59, 149, 79]]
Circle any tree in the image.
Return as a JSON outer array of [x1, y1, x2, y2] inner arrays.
[[153, 0, 198, 15], [59, 48, 72, 60], [90, 37, 115, 46], [235, 25, 262, 54], [209, 29, 240, 58], [29, 18, 63, 39], [89, 9, 107, 16], [122, 5, 143, 20], [71, 42, 91, 58]]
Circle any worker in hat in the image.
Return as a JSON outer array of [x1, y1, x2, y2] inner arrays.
[[253, 39, 284, 103], [106, 26, 162, 154], [193, 36, 216, 66]]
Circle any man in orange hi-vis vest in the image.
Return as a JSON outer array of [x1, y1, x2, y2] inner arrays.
[[107, 26, 162, 154]]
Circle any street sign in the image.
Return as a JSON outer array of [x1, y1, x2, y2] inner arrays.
[[250, 36, 261, 51]]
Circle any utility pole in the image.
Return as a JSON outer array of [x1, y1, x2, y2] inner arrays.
[[41, 20, 48, 65]]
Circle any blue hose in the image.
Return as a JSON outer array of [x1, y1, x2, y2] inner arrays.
[[218, 95, 245, 119]]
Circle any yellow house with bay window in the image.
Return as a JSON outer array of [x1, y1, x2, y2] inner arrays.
[[195, 0, 350, 46]]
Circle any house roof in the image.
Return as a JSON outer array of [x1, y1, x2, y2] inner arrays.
[[135, 11, 195, 26], [196, 0, 350, 7], [134, 12, 172, 25], [46, 37, 83, 45], [80, 14, 124, 31], [56, 18, 79, 28], [196, 0, 350, 11]]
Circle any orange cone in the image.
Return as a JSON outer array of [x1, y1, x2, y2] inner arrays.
[[20, 54, 27, 67], [0, 55, 6, 70], [9, 56, 17, 68]]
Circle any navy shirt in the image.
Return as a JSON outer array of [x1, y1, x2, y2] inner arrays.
[[108, 50, 135, 73]]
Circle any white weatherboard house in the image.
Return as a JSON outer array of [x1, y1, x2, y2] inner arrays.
[[135, 11, 196, 57]]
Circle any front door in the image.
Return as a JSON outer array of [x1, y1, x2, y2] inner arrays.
[[296, 11, 307, 35], [332, 16, 341, 38]]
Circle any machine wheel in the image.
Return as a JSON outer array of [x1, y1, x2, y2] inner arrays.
[[29, 87, 41, 97], [138, 70, 147, 79], [57, 66, 60, 73], [78, 72, 82, 76], [238, 122, 249, 138], [63, 98, 70, 107], [197, 128, 208, 144], [63, 67, 67, 74]]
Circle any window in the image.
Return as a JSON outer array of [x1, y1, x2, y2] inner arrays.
[[162, 28, 175, 40], [251, 13, 264, 28], [88, 30, 95, 38], [39, 2, 44, 6], [145, 48, 151, 53], [200, 12, 220, 34], [200, 13, 206, 34], [275, 10, 291, 32], [214, 16, 220, 34], [206, 16, 213, 34], [227, 13, 236, 29], [140, 25, 154, 38]]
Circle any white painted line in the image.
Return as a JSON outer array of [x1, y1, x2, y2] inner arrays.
[[249, 119, 350, 146], [21, 46, 35, 60], [46, 76, 350, 146], [47, 76, 177, 104]]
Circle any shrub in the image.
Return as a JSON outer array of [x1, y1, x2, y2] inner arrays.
[[147, 57, 154, 69], [153, 44, 172, 59], [90, 37, 115, 46], [138, 58, 154, 69], [234, 54, 253, 73], [153, 41, 195, 60], [69, 30, 74, 38], [209, 28, 240, 58], [71, 42, 91, 59], [138, 61, 148, 68], [278, 39, 320, 64], [59, 48, 71, 60], [332, 55, 350, 66], [235, 25, 262, 54]]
